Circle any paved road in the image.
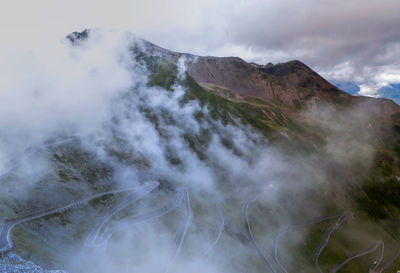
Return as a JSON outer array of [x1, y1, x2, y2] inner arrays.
[[204, 202, 225, 255], [243, 198, 277, 273], [372, 248, 400, 273], [91, 186, 192, 273], [84, 181, 159, 246], [272, 211, 354, 273], [203, 189, 261, 256], [93, 190, 184, 245], [313, 211, 353, 273], [329, 240, 384, 273], [164, 187, 191, 273], [330, 240, 399, 273], [0, 181, 158, 254]]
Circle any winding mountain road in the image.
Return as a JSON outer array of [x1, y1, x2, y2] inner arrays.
[[313, 211, 353, 273], [2, 175, 398, 273], [272, 211, 354, 273], [244, 198, 277, 273], [164, 187, 191, 273], [0, 181, 159, 254], [204, 202, 225, 255], [330, 240, 399, 273], [93, 190, 185, 245], [372, 248, 400, 273], [84, 181, 159, 246], [329, 240, 384, 273]]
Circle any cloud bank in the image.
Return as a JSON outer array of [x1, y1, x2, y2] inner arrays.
[[1, 0, 399, 99]]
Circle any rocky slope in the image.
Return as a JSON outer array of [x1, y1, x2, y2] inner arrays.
[[135, 35, 400, 119]]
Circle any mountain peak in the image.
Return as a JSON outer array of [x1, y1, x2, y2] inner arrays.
[[66, 29, 400, 117]]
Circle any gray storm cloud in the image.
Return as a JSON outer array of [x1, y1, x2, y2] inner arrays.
[[224, 0, 400, 67], [1, 0, 399, 97], [148, 0, 400, 97], [213, 0, 400, 92], [123, 0, 400, 88]]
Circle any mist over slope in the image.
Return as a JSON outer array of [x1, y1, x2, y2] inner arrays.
[[0, 29, 399, 273]]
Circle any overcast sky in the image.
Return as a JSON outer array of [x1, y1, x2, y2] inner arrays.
[[1, 0, 400, 97]]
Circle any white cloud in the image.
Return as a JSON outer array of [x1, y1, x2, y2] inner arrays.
[[375, 70, 400, 84], [0, 30, 136, 173], [319, 62, 357, 82], [358, 82, 389, 97]]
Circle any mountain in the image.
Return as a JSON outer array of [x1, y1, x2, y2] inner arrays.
[[137, 37, 399, 117], [1, 29, 399, 273]]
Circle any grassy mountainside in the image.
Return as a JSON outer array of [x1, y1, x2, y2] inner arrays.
[[146, 55, 400, 271]]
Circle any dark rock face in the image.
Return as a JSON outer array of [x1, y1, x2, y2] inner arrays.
[[187, 56, 400, 119], [66, 29, 90, 45]]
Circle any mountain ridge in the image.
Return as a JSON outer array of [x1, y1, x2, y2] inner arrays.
[[68, 29, 400, 118]]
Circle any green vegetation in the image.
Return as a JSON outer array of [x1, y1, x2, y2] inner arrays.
[[142, 56, 178, 91], [355, 148, 400, 222], [53, 145, 113, 184], [182, 74, 322, 154]]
